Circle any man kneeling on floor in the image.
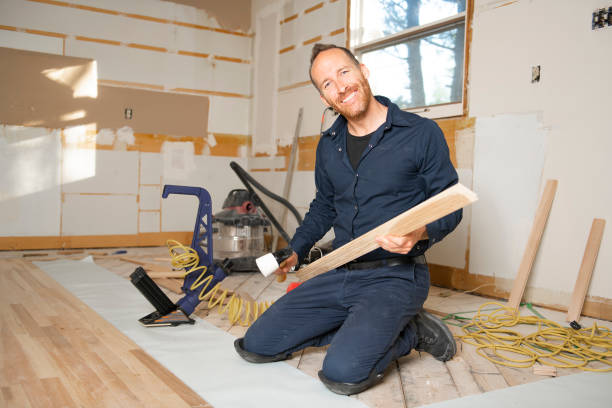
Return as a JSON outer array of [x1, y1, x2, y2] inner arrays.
[[234, 43, 462, 395]]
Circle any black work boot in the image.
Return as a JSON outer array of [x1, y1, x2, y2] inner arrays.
[[234, 338, 291, 363], [413, 310, 456, 361], [318, 370, 384, 396]]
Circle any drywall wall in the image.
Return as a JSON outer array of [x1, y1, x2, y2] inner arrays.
[[468, 0, 611, 303], [162, 0, 252, 32], [0, 0, 252, 248]]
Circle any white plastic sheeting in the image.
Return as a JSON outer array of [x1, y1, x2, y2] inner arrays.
[[35, 258, 367, 408]]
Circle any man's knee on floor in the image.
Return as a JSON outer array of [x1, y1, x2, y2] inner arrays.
[[322, 352, 370, 384], [242, 329, 269, 354]]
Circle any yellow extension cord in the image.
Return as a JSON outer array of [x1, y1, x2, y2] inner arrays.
[[164, 240, 612, 370], [456, 301, 612, 372], [166, 240, 272, 326]]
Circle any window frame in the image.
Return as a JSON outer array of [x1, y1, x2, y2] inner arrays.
[[349, 1, 469, 119]]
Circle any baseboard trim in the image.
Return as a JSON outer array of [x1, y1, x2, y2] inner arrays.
[[429, 263, 612, 322], [0, 232, 193, 250]]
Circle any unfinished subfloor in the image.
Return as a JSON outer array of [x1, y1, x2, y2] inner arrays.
[[1, 246, 610, 407]]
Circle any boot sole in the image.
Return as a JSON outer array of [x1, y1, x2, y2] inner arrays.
[[234, 338, 291, 363], [415, 311, 457, 362]]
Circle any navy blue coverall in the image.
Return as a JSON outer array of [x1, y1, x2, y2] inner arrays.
[[243, 96, 462, 384]]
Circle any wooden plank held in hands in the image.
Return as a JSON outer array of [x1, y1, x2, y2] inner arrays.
[[507, 179, 558, 310], [296, 183, 478, 282], [566, 218, 606, 323]]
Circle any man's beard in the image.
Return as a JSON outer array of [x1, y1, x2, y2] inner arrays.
[[326, 78, 373, 121]]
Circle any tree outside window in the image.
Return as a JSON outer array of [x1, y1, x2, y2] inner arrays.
[[351, 0, 467, 117]]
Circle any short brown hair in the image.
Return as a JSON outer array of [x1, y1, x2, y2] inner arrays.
[[309, 43, 360, 91]]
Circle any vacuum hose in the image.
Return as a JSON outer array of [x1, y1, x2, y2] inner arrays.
[[230, 161, 303, 244]]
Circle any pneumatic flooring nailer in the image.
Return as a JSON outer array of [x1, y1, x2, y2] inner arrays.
[[130, 185, 228, 327]]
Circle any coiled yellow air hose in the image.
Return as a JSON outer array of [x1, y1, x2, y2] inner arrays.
[[456, 302, 612, 371], [166, 240, 272, 326]]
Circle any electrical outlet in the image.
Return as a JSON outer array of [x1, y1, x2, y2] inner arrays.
[[592, 7, 612, 30]]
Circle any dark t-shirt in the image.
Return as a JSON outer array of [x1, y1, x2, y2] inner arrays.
[[347, 131, 373, 170]]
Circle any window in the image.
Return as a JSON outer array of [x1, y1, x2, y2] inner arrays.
[[350, 0, 467, 118]]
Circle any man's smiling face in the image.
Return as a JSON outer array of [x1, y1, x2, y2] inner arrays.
[[310, 48, 374, 121]]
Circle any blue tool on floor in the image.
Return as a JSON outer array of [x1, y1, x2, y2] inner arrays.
[[130, 185, 228, 326]]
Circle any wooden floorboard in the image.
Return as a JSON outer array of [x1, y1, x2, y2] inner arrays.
[[0, 255, 211, 408], [1, 246, 610, 407]]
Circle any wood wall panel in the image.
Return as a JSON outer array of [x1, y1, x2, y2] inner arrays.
[[0, 47, 209, 138]]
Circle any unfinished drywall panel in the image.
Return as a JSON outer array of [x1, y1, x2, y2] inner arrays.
[[300, 0, 345, 42], [140, 152, 163, 185], [62, 194, 138, 235], [68, 0, 191, 21], [160, 193, 201, 232], [530, 120, 611, 298], [1, 0, 250, 49], [0, 126, 61, 236], [173, 26, 252, 60], [161, 0, 251, 32], [0, 29, 62, 55], [167, 53, 251, 96], [278, 1, 345, 88], [252, 3, 281, 154], [248, 156, 287, 172], [139, 211, 161, 233], [207, 96, 250, 135], [208, 60, 252, 96], [277, 86, 325, 142], [469, 113, 546, 281], [468, 0, 542, 117], [161, 155, 248, 231], [160, 155, 248, 231], [426, 168, 472, 269], [1, 0, 174, 48], [162, 141, 197, 182], [67, 39, 250, 97], [66, 39, 169, 84], [139, 186, 162, 210], [62, 149, 138, 194]]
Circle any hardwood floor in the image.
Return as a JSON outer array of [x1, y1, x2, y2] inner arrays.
[[0, 256, 211, 408], [1, 247, 609, 407]]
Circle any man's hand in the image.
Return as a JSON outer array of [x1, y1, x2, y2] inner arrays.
[[375, 226, 428, 254], [274, 251, 298, 283]]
